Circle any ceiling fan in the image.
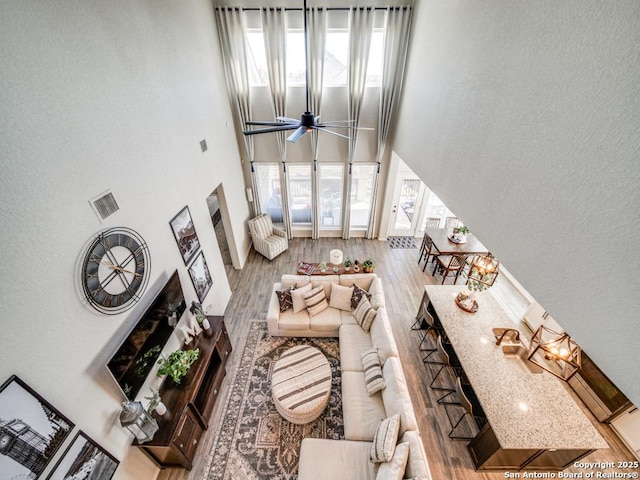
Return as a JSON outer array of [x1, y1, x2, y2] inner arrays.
[[242, 0, 373, 143]]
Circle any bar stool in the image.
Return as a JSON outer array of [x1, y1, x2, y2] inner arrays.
[[443, 377, 487, 440], [425, 335, 460, 401]]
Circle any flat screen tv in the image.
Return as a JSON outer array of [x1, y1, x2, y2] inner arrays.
[[107, 270, 186, 400]]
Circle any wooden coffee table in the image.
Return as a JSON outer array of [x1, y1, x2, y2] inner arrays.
[[271, 345, 332, 425]]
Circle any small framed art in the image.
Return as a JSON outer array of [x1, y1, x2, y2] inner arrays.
[[169, 206, 200, 265], [46, 431, 119, 480], [0, 375, 75, 479], [188, 252, 212, 303]]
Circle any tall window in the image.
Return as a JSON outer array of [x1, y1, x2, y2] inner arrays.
[[318, 164, 344, 229], [350, 164, 376, 228], [254, 163, 283, 224], [288, 164, 312, 225]]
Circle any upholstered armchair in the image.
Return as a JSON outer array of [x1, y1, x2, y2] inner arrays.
[[247, 213, 289, 260]]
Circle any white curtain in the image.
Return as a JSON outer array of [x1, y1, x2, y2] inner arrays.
[[307, 7, 326, 239], [343, 6, 373, 238], [262, 8, 292, 237], [368, 6, 412, 238], [215, 8, 258, 214]]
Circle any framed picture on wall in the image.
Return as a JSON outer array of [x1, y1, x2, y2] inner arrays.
[[0, 375, 75, 479], [46, 431, 119, 480], [169, 206, 200, 265], [188, 252, 212, 303]]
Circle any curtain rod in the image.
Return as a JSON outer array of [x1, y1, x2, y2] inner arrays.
[[215, 6, 410, 11]]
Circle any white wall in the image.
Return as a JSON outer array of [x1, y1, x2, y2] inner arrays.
[[0, 1, 250, 479], [394, 0, 640, 405]]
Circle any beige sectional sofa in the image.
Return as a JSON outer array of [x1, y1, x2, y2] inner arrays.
[[267, 273, 432, 480]]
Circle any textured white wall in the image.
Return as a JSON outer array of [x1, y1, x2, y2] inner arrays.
[[395, 0, 640, 405], [0, 1, 249, 479]]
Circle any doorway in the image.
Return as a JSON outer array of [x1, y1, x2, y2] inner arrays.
[[206, 185, 235, 287], [388, 174, 427, 237]]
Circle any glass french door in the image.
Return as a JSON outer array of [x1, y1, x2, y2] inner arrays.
[[388, 174, 426, 237]]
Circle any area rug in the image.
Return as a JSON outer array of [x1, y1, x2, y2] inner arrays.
[[206, 321, 343, 480], [388, 236, 417, 249]]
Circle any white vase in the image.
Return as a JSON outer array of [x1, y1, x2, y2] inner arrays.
[[202, 318, 210, 330], [155, 402, 167, 416]]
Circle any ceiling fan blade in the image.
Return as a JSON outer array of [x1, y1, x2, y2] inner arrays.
[[243, 125, 300, 135], [287, 126, 308, 143], [276, 116, 302, 123], [317, 124, 375, 131], [313, 126, 352, 140], [246, 120, 297, 126], [317, 120, 356, 125]]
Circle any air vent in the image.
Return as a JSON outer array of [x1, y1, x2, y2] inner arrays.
[[90, 190, 120, 222]]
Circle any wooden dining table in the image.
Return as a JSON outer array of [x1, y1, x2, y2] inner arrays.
[[425, 227, 490, 256]]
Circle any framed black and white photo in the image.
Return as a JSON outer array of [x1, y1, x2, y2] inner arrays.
[[46, 431, 118, 480], [0, 375, 75, 479], [169, 206, 200, 265], [188, 252, 212, 303]]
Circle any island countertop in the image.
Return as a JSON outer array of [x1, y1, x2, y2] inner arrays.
[[425, 285, 608, 452]]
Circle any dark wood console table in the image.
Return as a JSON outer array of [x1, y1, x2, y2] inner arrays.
[[137, 316, 232, 469]]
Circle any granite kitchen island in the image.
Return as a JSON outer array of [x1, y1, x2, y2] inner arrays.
[[421, 286, 608, 470]]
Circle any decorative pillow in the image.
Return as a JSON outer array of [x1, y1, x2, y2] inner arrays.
[[275, 284, 296, 312], [303, 285, 329, 317], [370, 414, 401, 463], [354, 297, 377, 333], [329, 283, 354, 311], [375, 442, 410, 480], [351, 284, 373, 309], [291, 283, 313, 314], [361, 348, 386, 395]]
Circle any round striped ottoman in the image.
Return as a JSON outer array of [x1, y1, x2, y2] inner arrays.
[[271, 345, 332, 425]]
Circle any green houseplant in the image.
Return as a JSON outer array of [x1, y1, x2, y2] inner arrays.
[[343, 258, 353, 271], [362, 259, 375, 273], [157, 348, 200, 384]]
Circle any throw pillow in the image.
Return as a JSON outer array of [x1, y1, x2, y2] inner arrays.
[[375, 442, 410, 480], [275, 284, 296, 312], [329, 283, 354, 311], [291, 283, 313, 314], [303, 285, 329, 317], [361, 348, 386, 395], [354, 297, 377, 333], [351, 283, 373, 309], [370, 414, 401, 463]]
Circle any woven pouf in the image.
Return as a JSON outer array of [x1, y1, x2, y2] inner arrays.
[[271, 345, 332, 425]]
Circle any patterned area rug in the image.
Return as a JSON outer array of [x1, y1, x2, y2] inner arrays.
[[388, 236, 417, 249], [206, 321, 343, 480]]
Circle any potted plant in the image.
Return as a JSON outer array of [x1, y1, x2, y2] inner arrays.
[[343, 258, 353, 272], [353, 259, 360, 273], [362, 259, 375, 273], [452, 225, 470, 243], [157, 348, 200, 384], [319, 261, 327, 272], [144, 388, 167, 416], [190, 301, 210, 330]]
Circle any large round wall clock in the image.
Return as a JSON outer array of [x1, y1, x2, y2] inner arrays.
[[81, 227, 151, 315]]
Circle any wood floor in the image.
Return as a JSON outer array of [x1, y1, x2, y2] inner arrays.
[[157, 238, 635, 480]]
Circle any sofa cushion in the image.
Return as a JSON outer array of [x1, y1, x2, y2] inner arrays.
[[368, 277, 386, 309], [281, 274, 310, 289], [311, 277, 339, 300], [342, 371, 386, 441], [400, 431, 432, 480], [370, 308, 399, 364], [354, 297, 377, 333], [382, 358, 419, 435], [361, 348, 386, 396], [351, 284, 373, 309], [340, 273, 375, 291], [340, 310, 358, 325], [376, 441, 410, 480], [291, 283, 313, 313], [309, 307, 342, 331], [298, 438, 376, 480], [339, 325, 373, 372], [276, 284, 296, 312], [304, 285, 329, 317], [370, 414, 400, 462], [278, 309, 310, 331], [329, 283, 354, 311]]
